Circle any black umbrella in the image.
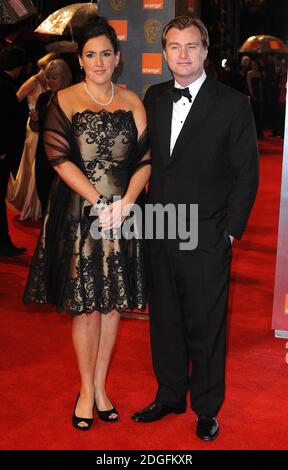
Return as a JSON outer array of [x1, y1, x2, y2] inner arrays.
[[0, 0, 37, 25]]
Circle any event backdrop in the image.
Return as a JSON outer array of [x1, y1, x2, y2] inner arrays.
[[272, 72, 288, 337], [97, 0, 176, 97]]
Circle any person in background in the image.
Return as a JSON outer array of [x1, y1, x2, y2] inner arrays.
[[16, 52, 59, 109], [9, 52, 59, 220], [247, 58, 264, 139], [0, 46, 27, 257], [132, 16, 258, 441], [275, 59, 287, 138], [240, 55, 251, 91], [29, 59, 73, 216], [23, 17, 151, 431], [269, 55, 282, 137], [219, 58, 245, 93]]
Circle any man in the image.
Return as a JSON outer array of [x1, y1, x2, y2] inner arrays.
[[132, 17, 259, 440], [0, 46, 27, 256]]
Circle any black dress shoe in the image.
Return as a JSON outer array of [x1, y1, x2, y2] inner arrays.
[[196, 415, 219, 441], [0, 242, 27, 257], [131, 401, 186, 423]]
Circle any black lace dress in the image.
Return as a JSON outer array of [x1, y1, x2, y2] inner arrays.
[[23, 94, 150, 315]]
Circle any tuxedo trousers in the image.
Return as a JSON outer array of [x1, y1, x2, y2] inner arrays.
[[148, 233, 232, 417]]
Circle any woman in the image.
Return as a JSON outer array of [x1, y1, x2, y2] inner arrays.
[[30, 59, 73, 215], [246, 58, 264, 139], [16, 52, 59, 108], [23, 17, 151, 430], [9, 52, 58, 220]]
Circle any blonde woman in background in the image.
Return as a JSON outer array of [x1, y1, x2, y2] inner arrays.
[[9, 52, 58, 220], [30, 59, 73, 215]]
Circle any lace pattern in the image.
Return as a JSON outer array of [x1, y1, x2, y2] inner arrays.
[[24, 99, 149, 315]]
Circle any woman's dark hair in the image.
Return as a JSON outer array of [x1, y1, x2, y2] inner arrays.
[[77, 16, 119, 56]]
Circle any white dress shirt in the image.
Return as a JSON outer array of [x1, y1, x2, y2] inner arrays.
[[170, 70, 207, 155]]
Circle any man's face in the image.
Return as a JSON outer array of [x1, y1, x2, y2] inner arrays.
[[163, 25, 208, 86]]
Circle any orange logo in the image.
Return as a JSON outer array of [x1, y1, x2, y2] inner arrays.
[[285, 293, 288, 314], [142, 53, 162, 74], [143, 0, 164, 8], [108, 20, 128, 41]]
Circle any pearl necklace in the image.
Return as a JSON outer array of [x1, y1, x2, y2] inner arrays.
[[83, 81, 114, 106]]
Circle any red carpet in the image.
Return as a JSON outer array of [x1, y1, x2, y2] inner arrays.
[[1, 134, 288, 450]]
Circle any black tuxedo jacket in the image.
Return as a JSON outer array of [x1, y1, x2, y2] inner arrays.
[[144, 76, 259, 249], [0, 71, 23, 172]]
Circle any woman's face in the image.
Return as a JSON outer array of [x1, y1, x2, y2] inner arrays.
[[251, 60, 259, 70], [46, 73, 65, 91], [79, 34, 120, 85]]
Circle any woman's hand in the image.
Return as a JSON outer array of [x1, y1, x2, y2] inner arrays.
[[98, 196, 133, 230], [29, 109, 38, 121], [29, 109, 40, 131]]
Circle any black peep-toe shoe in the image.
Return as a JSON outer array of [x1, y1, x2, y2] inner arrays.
[[95, 403, 119, 422], [72, 394, 94, 431]]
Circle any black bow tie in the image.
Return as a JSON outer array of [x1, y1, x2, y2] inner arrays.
[[168, 87, 192, 103]]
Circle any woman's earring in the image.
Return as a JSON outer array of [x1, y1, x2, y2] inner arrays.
[[80, 65, 84, 70]]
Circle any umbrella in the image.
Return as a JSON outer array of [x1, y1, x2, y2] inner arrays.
[[0, 0, 36, 24], [35, 2, 98, 40], [239, 35, 288, 54]]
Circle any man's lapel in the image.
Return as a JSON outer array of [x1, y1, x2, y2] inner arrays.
[[169, 76, 218, 165]]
